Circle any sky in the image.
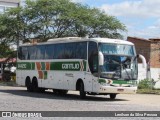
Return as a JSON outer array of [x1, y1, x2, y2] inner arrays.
[[72, 0, 160, 40]]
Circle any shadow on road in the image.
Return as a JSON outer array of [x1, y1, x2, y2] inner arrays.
[[0, 88, 129, 102]]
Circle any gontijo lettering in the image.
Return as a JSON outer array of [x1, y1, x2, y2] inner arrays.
[[62, 63, 79, 69]]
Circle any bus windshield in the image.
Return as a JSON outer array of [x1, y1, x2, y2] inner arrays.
[[98, 43, 137, 80], [99, 43, 135, 56]]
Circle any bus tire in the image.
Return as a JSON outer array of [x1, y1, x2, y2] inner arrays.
[[110, 94, 117, 99], [32, 78, 39, 92], [79, 81, 86, 99], [26, 77, 33, 92]]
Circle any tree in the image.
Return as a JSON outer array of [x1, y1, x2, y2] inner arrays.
[[0, 13, 17, 58], [0, 0, 126, 45]]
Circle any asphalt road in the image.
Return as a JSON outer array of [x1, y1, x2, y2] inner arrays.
[[0, 86, 160, 119]]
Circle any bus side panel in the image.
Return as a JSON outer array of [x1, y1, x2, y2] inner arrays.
[[16, 69, 22, 85]]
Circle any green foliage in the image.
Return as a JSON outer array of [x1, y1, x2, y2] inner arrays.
[[0, 42, 15, 58], [137, 89, 160, 94], [138, 79, 152, 89], [0, 0, 126, 44]]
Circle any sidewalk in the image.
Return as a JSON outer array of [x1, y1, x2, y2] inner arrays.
[[0, 81, 18, 86]]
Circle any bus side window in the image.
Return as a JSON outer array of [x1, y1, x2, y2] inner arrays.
[[21, 47, 28, 60], [88, 41, 98, 74], [28, 46, 37, 60], [76, 42, 87, 59], [54, 44, 65, 59], [64, 43, 76, 59], [18, 47, 22, 60], [45, 44, 54, 59], [36, 45, 45, 59]]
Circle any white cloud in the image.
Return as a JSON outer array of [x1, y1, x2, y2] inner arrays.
[[127, 23, 160, 39], [101, 0, 160, 18], [72, 0, 160, 39], [100, 0, 160, 39]]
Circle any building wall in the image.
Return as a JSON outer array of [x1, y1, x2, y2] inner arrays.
[[150, 39, 160, 68], [138, 64, 147, 80], [127, 37, 151, 63], [0, 0, 19, 13], [128, 37, 160, 88]]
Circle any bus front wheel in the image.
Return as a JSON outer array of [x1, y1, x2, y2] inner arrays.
[[79, 82, 86, 99], [110, 94, 117, 99]]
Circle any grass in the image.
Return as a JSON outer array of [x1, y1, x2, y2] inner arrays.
[[137, 79, 160, 95], [137, 89, 160, 95]]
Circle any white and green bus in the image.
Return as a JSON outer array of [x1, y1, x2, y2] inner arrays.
[[16, 37, 146, 99]]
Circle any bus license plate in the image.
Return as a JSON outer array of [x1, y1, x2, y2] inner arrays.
[[117, 89, 124, 92]]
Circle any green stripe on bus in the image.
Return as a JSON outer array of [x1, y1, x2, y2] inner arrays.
[[98, 79, 106, 83], [44, 71, 47, 79], [31, 62, 35, 70], [17, 62, 35, 70], [83, 61, 86, 71], [41, 62, 45, 70], [113, 80, 137, 84], [50, 62, 83, 71], [17, 61, 86, 71]]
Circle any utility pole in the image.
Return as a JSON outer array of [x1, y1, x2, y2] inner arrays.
[[17, 1, 20, 50]]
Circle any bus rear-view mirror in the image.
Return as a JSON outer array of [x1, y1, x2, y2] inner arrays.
[[137, 54, 147, 68], [99, 51, 104, 66]]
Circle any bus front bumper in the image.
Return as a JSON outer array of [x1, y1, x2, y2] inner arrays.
[[99, 86, 137, 94]]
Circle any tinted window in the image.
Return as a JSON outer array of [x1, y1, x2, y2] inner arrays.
[[18, 47, 22, 59], [19, 47, 28, 60], [54, 44, 65, 59], [64, 43, 76, 59], [28, 46, 37, 60], [19, 42, 87, 60], [99, 43, 135, 56], [45, 44, 54, 59], [36, 45, 45, 59], [75, 42, 87, 59], [88, 41, 98, 73]]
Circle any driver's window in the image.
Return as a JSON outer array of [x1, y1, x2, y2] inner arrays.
[[88, 41, 98, 74]]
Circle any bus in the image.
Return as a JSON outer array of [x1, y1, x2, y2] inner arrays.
[[16, 37, 146, 99]]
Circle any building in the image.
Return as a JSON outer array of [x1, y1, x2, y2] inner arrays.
[[0, 0, 19, 13], [150, 38, 160, 68], [127, 36, 160, 68], [127, 37, 151, 64], [127, 36, 160, 88]]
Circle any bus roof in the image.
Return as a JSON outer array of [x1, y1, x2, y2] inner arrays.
[[48, 37, 134, 45], [48, 37, 133, 45], [90, 38, 134, 45], [21, 37, 134, 46]]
